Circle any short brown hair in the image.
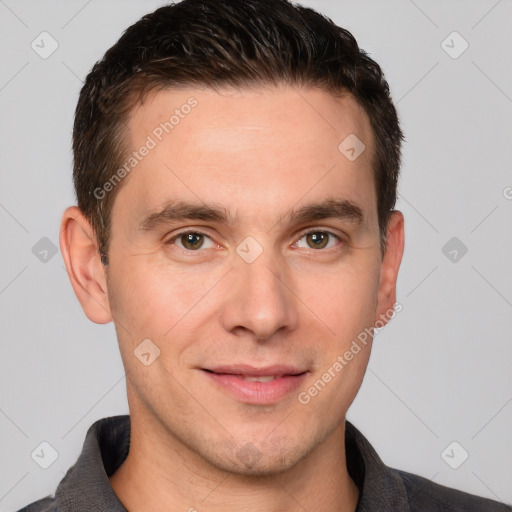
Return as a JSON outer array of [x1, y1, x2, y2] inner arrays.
[[73, 0, 403, 265]]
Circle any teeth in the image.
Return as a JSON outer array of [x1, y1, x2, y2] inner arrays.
[[243, 375, 279, 382]]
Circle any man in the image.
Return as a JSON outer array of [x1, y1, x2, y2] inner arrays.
[[19, 0, 511, 510]]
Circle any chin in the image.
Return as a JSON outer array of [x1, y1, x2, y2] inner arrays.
[[198, 433, 316, 478], [214, 451, 303, 478]]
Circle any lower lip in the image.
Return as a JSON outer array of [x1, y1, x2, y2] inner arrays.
[[202, 371, 308, 404]]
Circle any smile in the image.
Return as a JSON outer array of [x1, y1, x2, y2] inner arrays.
[[201, 365, 309, 404]]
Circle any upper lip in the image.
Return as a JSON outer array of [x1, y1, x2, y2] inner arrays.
[[203, 365, 307, 376]]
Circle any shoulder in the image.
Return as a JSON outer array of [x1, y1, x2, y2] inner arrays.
[[394, 468, 512, 512], [15, 496, 57, 511]]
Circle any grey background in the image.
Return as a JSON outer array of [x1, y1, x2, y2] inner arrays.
[[0, 0, 511, 509]]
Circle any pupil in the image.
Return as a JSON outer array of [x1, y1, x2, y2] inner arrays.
[[308, 232, 327, 249], [184, 233, 202, 249]]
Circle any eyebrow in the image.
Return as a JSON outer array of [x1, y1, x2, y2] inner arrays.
[[139, 197, 365, 231]]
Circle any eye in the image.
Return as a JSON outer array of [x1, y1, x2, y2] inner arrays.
[[167, 231, 216, 251], [295, 230, 341, 250], [166, 229, 342, 253]]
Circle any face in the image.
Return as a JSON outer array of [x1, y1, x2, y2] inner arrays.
[[94, 85, 402, 475]]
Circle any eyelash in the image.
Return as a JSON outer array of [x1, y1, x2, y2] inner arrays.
[[165, 228, 343, 253]]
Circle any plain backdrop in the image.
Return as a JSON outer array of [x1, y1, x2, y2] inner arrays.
[[0, 0, 511, 510]]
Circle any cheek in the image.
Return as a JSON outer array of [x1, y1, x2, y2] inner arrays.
[[106, 258, 222, 349], [295, 263, 379, 413], [307, 256, 381, 340]]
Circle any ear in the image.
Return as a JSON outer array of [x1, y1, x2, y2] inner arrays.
[[375, 210, 404, 326], [59, 206, 112, 324]]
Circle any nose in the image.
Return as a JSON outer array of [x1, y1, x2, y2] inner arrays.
[[218, 247, 299, 341]]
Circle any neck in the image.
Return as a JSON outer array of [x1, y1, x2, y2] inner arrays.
[[109, 412, 359, 512]]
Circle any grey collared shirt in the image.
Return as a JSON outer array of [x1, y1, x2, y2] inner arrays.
[[18, 415, 512, 511]]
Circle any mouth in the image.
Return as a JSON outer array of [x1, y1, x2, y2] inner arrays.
[[201, 365, 309, 404]]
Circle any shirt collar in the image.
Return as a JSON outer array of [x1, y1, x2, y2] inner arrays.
[[54, 415, 410, 511], [55, 415, 129, 510], [345, 421, 410, 511]]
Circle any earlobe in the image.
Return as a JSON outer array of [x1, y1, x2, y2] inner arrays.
[[375, 210, 405, 326], [59, 206, 113, 324]]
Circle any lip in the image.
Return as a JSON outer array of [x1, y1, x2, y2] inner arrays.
[[201, 365, 309, 405], [205, 364, 306, 377]]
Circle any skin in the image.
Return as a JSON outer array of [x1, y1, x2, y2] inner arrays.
[[60, 85, 404, 512]]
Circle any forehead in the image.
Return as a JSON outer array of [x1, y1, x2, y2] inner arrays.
[[117, 85, 376, 226], [130, 85, 372, 151]]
